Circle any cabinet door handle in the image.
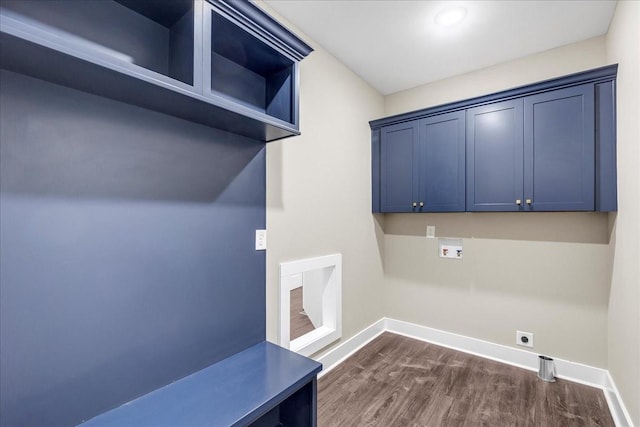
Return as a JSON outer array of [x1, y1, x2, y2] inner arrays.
[[516, 199, 522, 205], [526, 199, 532, 205], [419, 202, 424, 208], [412, 202, 417, 208]]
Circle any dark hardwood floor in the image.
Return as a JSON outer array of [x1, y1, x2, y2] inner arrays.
[[318, 332, 614, 426], [290, 287, 315, 340]]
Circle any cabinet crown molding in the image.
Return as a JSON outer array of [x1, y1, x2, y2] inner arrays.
[[370, 64, 618, 130]]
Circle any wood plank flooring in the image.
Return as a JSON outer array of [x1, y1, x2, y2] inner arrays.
[[318, 332, 614, 426], [290, 287, 315, 340]]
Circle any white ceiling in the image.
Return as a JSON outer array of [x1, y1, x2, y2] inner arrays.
[[264, 0, 618, 95]]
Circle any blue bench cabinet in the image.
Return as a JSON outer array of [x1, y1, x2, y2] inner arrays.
[[371, 65, 618, 213], [0, 0, 312, 142], [79, 341, 322, 427]]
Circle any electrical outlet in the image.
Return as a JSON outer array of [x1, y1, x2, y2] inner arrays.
[[426, 226, 436, 239], [255, 229, 267, 250], [516, 331, 534, 348]]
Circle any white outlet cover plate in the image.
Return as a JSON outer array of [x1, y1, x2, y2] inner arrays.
[[439, 238, 462, 259], [426, 226, 436, 238], [255, 229, 267, 250], [516, 330, 534, 348]]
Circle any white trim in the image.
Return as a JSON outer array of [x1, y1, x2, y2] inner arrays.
[[291, 326, 336, 356], [279, 254, 342, 357], [384, 318, 610, 388], [315, 317, 634, 427], [315, 319, 386, 378], [603, 372, 636, 427]]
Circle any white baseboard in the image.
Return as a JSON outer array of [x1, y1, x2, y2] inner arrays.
[[604, 372, 635, 427], [315, 319, 386, 378], [315, 317, 634, 427]]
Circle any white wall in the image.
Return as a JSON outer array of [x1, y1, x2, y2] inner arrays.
[[259, 3, 386, 350], [385, 36, 607, 115], [606, 1, 640, 424]]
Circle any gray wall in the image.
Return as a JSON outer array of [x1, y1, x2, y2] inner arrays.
[[258, 3, 387, 351], [262, 1, 615, 370], [606, 1, 640, 424], [381, 37, 614, 368], [0, 70, 266, 426]]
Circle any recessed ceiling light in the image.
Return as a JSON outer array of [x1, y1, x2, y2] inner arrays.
[[435, 6, 467, 27]]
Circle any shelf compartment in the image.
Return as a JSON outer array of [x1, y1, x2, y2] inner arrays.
[[0, 0, 195, 86], [0, 0, 312, 142], [210, 10, 294, 124]]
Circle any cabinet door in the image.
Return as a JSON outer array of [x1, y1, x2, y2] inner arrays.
[[467, 99, 524, 211], [418, 111, 465, 212], [524, 84, 595, 211], [380, 122, 419, 212]]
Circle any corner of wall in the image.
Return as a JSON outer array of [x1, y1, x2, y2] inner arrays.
[[260, 2, 386, 354], [605, 1, 640, 425]]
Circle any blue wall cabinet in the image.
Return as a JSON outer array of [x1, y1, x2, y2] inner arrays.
[[0, 0, 312, 142], [380, 121, 419, 212], [523, 84, 595, 211], [467, 99, 524, 211], [595, 80, 617, 211], [379, 111, 465, 213], [467, 84, 595, 212], [418, 111, 466, 212], [371, 65, 618, 213]]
